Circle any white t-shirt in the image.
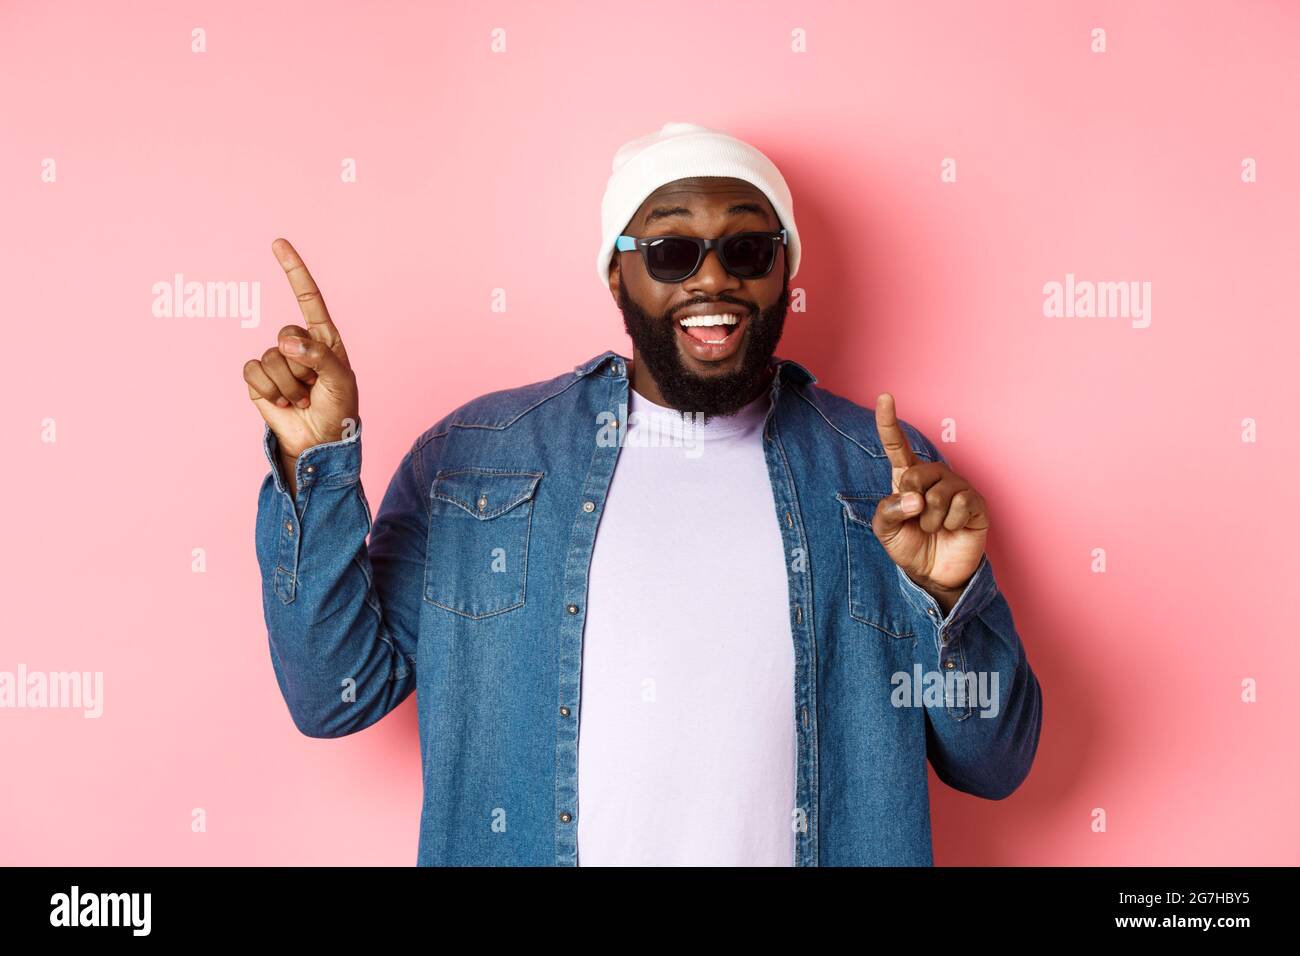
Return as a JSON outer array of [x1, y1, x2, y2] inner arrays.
[[576, 379, 796, 866]]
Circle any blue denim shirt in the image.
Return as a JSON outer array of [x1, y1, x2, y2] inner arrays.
[[255, 349, 1042, 866]]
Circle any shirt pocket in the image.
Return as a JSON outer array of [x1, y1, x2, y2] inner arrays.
[[835, 491, 916, 639], [423, 467, 543, 620]]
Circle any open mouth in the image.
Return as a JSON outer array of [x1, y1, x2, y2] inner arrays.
[[677, 313, 743, 344], [674, 310, 751, 361]]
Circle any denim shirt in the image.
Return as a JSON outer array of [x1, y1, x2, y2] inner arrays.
[[255, 349, 1043, 866]]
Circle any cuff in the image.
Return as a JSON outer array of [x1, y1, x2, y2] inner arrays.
[[895, 552, 995, 646], [262, 420, 364, 498]]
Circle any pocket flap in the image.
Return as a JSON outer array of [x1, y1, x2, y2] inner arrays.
[[432, 468, 543, 519], [835, 491, 888, 528]]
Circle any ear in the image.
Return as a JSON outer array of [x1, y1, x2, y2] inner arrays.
[[607, 256, 621, 302]]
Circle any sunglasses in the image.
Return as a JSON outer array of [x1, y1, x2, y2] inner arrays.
[[615, 228, 787, 283]]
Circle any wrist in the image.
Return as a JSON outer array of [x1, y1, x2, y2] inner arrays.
[[906, 572, 966, 616], [277, 449, 299, 492]]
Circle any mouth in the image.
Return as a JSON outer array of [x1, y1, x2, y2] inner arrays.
[[675, 310, 750, 362]]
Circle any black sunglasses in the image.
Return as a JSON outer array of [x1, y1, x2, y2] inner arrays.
[[614, 228, 787, 283]]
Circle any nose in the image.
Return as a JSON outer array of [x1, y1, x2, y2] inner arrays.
[[683, 247, 741, 294]]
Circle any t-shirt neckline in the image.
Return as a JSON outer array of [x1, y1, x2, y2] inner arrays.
[[625, 376, 770, 441]]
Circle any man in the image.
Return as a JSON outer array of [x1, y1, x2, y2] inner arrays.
[[245, 122, 1042, 866]]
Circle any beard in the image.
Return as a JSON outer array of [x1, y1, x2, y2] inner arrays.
[[616, 271, 789, 423]]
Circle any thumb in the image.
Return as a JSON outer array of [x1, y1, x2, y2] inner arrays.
[[873, 490, 924, 541], [278, 337, 348, 386]]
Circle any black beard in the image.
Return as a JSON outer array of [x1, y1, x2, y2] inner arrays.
[[617, 274, 789, 423]]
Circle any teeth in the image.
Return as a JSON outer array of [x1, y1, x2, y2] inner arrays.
[[678, 313, 741, 328]]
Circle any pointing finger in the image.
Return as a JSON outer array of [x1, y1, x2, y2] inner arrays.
[[876, 392, 918, 475], [272, 238, 345, 354]]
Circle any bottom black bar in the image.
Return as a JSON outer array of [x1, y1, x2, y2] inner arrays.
[[0, 865, 1284, 940]]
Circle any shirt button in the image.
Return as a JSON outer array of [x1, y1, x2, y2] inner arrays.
[[305, 465, 315, 474], [566, 604, 579, 614], [559, 812, 572, 823], [943, 660, 956, 669], [928, 608, 939, 619], [284, 521, 294, 534], [582, 501, 595, 513], [477, 495, 488, 512], [560, 706, 570, 717]]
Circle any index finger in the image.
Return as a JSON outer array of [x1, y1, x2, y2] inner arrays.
[[272, 237, 342, 349], [875, 392, 918, 472]]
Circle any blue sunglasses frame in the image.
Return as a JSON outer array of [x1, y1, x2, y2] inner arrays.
[[615, 228, 788, 282]]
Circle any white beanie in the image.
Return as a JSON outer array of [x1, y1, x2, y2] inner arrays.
[[597, 121, 800, 288]]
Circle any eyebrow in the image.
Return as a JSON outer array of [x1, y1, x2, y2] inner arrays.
[[642, 201, 769, 226]]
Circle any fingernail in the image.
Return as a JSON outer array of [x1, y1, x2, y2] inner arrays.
[[276, 397, 290, 407], [281, 338, 305, 354], [901, 492, 921, 511], [296, 397, 310, 408]]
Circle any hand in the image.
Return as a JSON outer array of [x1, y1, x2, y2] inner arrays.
[[243, 238, 360, 460], [871, 393, 989, 609]]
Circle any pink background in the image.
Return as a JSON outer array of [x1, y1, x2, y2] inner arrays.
[[2, 0, 1297, 865]]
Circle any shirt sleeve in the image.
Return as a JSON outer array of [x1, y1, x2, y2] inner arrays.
[[255, 420, 426, 738], [893, 429, 1044, 800]]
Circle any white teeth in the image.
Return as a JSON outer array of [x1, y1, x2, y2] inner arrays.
[[678, 313, 741, 327]]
